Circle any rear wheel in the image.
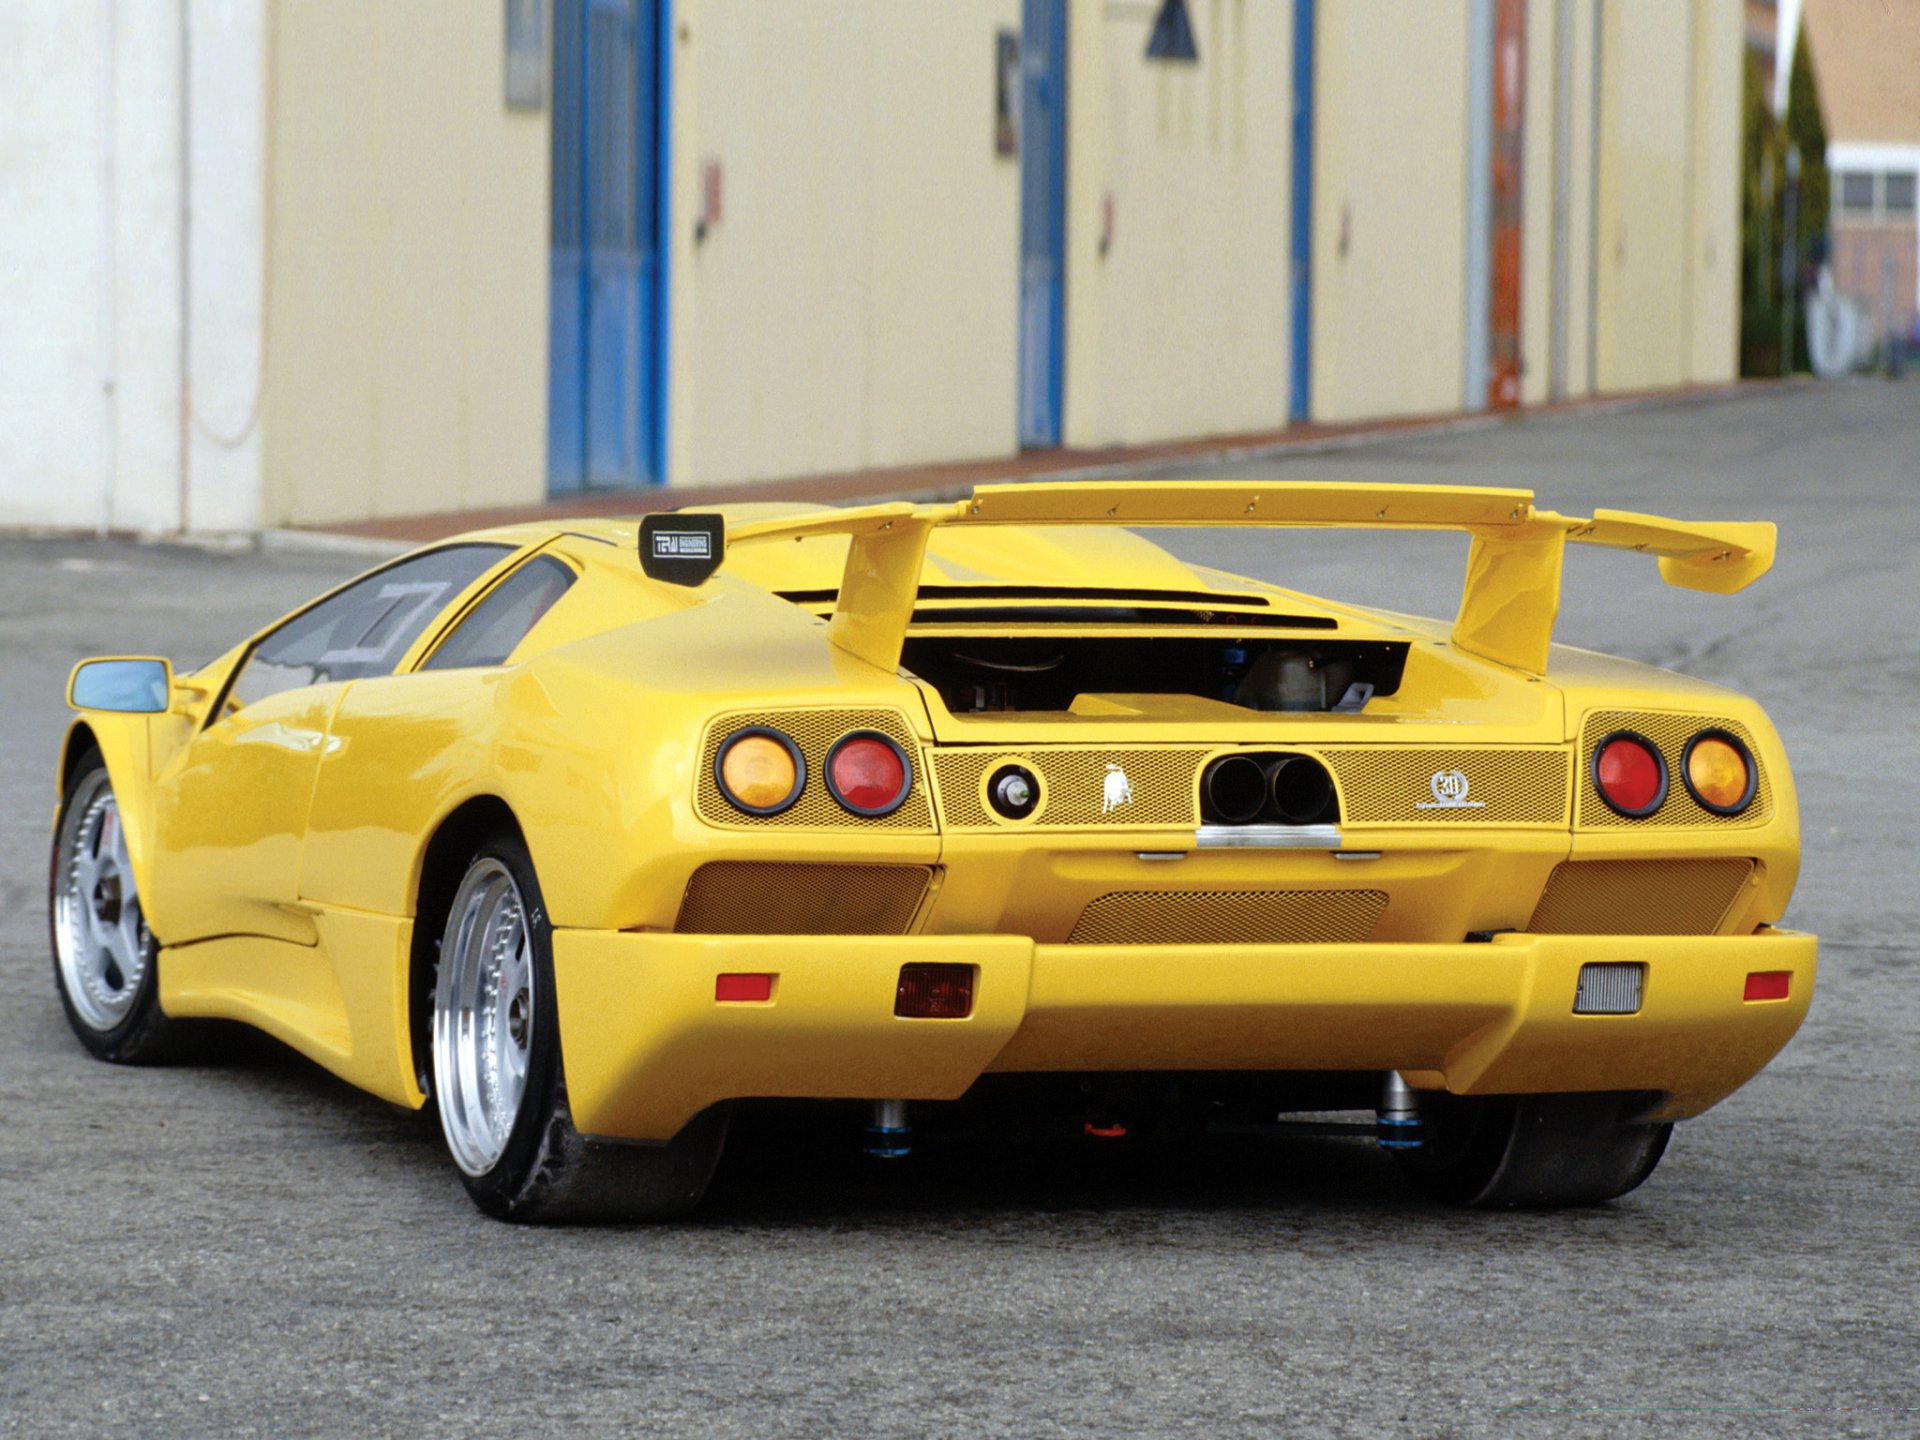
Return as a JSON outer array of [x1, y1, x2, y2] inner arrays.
[[1395, 1092, 1672, 1208], [430, 835, 727, 1222], [49, 753, 180, 1063]]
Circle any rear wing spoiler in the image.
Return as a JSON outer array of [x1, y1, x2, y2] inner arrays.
[[657, 481, 1775, 676]]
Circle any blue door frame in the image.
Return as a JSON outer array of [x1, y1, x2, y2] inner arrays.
[[1018, 0, 1067, 448], [549, 0, 669, 494], [1288, 0, 1315, 423]]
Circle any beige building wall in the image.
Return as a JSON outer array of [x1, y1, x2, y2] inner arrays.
[[1561, 0, 1602, 398], [667, 2, 1021, 489], [1593, 0, 1740, 392], [1310, 4, 1471, 423], [262, 0, 550, 526], [1687, 0, 1742, 383], [1519, 0, 1557, 406], [1060, 0, 1293, 449], [1594, 1, 1693, 391]]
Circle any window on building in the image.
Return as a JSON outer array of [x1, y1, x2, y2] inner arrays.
[[1839, 171, 1877, 216], [1884, 173, 1917, 219]]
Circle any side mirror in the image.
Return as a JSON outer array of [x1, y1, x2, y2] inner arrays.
[[68, 657, 174, 714]]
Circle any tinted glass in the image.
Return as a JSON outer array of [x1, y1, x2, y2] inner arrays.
[[422, 555, 577, 671], [1839, 171, 1876, 214], [230, 544, 510, 708], [71, 659, 170, 713]]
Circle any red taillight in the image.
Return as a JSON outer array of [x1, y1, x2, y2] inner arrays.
[[826, 732, 910, 816], [895, 963, 973, 1018], [1743, 970, 1791, 1002], [1593, 731, 1668, 817], [715, 972, 774, 1003]]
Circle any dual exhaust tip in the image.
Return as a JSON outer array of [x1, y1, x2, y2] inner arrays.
[[1201, 753, 1338, 826]]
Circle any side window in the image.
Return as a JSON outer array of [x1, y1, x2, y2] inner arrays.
[[228, 544, 512, 709], [422, 555, 577, 671]]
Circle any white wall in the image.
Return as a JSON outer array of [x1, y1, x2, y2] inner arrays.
[[0, 0, 263, 534]]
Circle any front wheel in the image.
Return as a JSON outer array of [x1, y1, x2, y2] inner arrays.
[[49, 752, 181, 1063], [430, 835, 727, 1222], [1395, 1092, 1672, 1208]]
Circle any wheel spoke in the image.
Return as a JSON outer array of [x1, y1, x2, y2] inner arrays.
[[432, 856, 538, 1177], [53, 777, 150, 1033]]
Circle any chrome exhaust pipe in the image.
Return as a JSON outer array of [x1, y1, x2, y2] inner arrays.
[[1266, 755, 1335, 825], [1201, 755, 1268, 825], [1375, 1071, 1424, 1150]]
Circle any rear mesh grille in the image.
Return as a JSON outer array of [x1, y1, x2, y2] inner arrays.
[[1318, 747, 1572, 825], [675, 862, 934, 935], [933, 748, 1208, 829], [695, 710, 934, 831], [1067, 889, 1387, 946], [1526, 858, 1755, 936], [1575, 710, 1773, 828]]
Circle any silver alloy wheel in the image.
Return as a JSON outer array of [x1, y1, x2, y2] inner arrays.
[[432, 857, 537, 1177], [53, 771, 151, 1032]]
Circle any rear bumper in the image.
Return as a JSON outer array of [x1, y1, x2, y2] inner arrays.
[[551, 927, 1816, 1142]]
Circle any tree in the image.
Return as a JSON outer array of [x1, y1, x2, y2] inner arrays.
[[1740, 30, 1830, 375]]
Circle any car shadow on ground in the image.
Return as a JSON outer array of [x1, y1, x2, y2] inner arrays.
[[148, 1033, 1668, 1234]]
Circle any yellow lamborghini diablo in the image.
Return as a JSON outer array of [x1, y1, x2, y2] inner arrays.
[[51, 482, 1814, 1219]]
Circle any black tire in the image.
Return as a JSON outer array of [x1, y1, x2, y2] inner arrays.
[[1395, 1092, 1672, 1208], [48, 750, 184, 1064], [429, 833, 728, 1223]]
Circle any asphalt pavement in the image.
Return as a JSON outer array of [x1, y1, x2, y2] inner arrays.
[[1, 381, 1915, 1438]]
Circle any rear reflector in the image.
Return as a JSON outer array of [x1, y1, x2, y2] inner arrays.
[[1573, 962, 1644, 1015], [895, 963, 973, 1019], [715, 972, 774, 1003], [1744, 970, 1791, 1002]]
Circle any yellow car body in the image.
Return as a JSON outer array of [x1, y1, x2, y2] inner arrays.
[[59, 481, 1814, 1210]]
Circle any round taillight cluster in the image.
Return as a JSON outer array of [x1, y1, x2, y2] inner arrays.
[[714, 726, 912, 818], [715, 728, 805, 815], [826, 732, 912, 816], [1682, 729, 1758, 814], [1591, 728, 1755, 819]]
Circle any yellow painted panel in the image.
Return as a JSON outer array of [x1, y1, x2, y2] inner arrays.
[[549, 926, 1815, 1139], [552, 931, 1035, 1140]]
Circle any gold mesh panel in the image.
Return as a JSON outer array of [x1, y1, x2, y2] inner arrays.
[[933, 748, 1209, 829], [1067, 889, 1387, 945], [1318, 748, 1571, 826], [696, 710, 934, 831], [675, 862, 934, 935], [1575, 711, 1774, 829], [1526, 858, 1756, 936]]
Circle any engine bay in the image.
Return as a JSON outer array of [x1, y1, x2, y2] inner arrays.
[[899, 635, 1410, 714]]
